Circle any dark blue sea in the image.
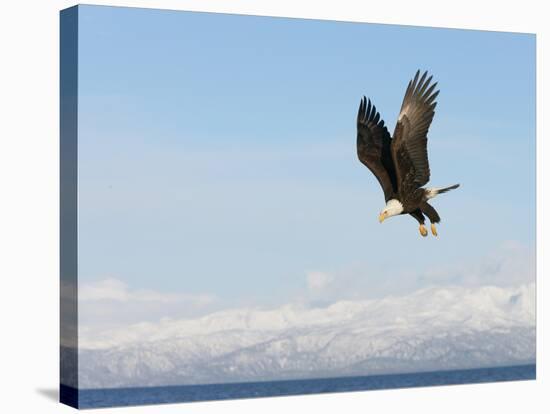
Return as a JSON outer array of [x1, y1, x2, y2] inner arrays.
[[76, 364, 535, 409]]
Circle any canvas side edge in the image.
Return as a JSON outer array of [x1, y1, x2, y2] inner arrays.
[[60, 5, 79, 409]]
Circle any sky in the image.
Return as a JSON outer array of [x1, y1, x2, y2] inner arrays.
[[75, 5, 536, 324]]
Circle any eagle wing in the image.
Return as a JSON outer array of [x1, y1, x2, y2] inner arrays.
[[391, 70, 439, 195], [357, 96, 397, 202]]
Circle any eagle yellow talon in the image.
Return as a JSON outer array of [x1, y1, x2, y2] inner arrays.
[[419, 224, 428, 237], [431, 223, 438, 237]]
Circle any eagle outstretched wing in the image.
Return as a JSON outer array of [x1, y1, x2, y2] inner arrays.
[[391, 70, 439, 194], [357, 96, 397, 202]]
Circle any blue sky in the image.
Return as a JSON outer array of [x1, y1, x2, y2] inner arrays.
[[76, 5, 535, 312]]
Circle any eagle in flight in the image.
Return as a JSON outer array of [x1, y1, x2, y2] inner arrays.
[[357, 70, 459, 237]]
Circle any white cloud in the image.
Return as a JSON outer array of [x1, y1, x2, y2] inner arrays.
[[300, 241, 535, 304], [306, 271, 334, 291], [79, 278, 128, 301], [417, 241, 535, 288], [79, 278, 214, 305], [78, 278, 217, 328]]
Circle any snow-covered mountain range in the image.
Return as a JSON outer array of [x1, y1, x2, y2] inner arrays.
[[78, 283, 535, 388]]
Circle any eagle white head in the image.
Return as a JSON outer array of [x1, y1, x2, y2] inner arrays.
[[379, 199, 404, 223]]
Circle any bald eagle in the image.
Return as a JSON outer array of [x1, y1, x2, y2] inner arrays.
[[357, 70, 459, 237]]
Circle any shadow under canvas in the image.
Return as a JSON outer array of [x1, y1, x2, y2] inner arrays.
[[36, 388, 59, 402]]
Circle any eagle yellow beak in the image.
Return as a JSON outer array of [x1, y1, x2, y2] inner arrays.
[[379, 213, 386, 223]]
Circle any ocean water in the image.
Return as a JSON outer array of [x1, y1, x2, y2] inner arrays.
[[77, 364, 535, 409]]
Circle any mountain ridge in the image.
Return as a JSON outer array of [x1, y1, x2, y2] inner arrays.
[[79, 283, 535, 388]]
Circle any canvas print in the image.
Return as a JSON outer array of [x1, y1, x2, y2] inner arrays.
[[60, 4, 536, 409]]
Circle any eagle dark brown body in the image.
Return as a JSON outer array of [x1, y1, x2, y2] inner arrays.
[[357, 70, 459, 237]]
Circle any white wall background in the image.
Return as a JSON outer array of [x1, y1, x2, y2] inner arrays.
[[0, 0, 547, 413]]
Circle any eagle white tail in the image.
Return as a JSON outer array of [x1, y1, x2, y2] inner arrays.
[[425, 184, 460, 200]]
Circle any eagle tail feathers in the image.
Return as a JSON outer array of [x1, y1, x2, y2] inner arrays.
[[425, 184, 460, 200]]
